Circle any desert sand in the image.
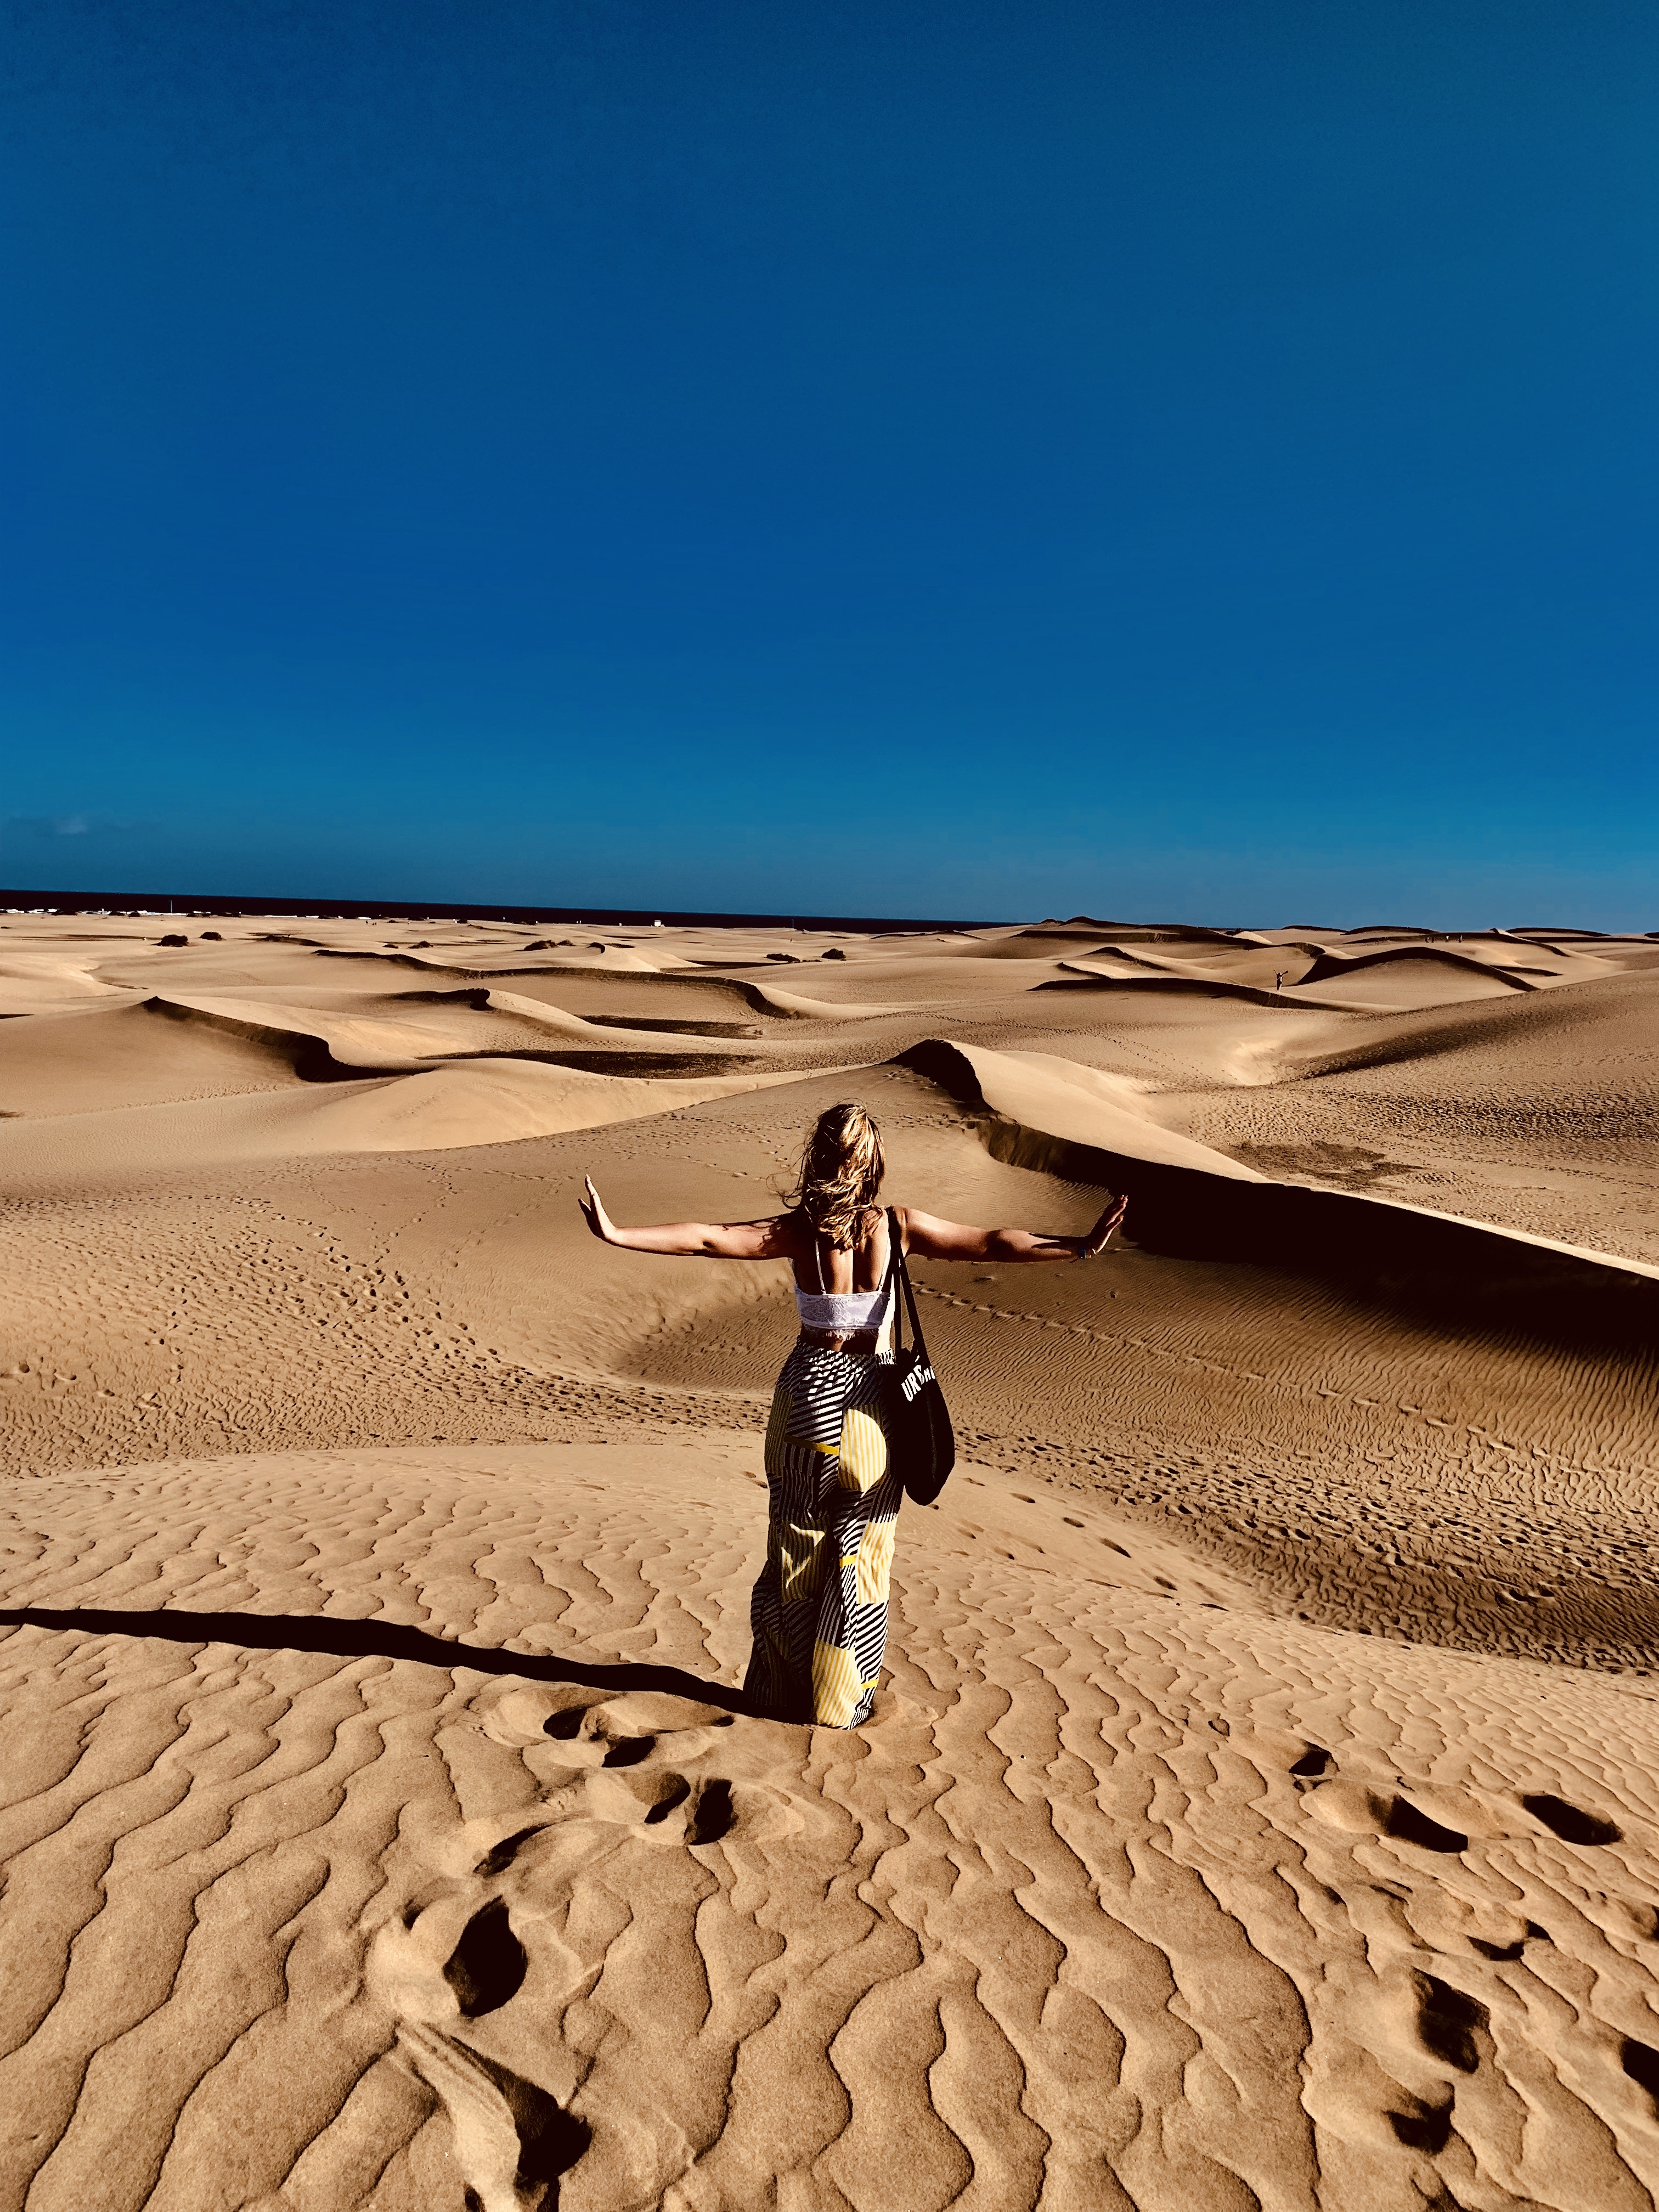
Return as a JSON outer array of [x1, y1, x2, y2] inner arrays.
[[4, 905, 1659, 2210]]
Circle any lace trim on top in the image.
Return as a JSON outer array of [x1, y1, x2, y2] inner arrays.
[[794, 1282, 891, 1331]]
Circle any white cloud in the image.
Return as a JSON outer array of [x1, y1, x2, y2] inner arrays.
[[2, 812, 148, 839]]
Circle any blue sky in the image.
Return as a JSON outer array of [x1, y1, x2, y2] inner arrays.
[[4, 0, 1656, 924]]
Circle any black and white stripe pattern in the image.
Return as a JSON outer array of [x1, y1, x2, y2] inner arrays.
[[743, 1340, 904, 1728]]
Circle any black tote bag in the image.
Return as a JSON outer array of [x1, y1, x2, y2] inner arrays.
[[883, 1207, 955, 1505]]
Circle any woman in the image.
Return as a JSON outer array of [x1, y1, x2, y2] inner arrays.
[[580, 1101, 1126, 1728]]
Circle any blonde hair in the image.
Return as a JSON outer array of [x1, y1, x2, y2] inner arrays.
[[787, 1101, 885, 1250]]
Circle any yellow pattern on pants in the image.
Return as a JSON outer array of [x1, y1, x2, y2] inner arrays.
[[744, 1340, 904, 1726]]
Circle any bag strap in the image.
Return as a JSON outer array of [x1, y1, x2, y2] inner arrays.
[[884, 1207, 904, 1352], [885, 1207, 932, 1367]]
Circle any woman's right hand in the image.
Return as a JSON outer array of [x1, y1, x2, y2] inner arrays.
[[1079, 1193, 1128, 1257]]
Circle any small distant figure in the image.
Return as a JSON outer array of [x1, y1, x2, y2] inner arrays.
[[1275, 969, 1286, 990]]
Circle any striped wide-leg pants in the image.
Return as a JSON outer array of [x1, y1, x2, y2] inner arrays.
[[743, 1340, 904, 1728]]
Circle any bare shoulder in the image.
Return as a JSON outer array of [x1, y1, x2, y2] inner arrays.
[[766, 1208, 810, 1257]]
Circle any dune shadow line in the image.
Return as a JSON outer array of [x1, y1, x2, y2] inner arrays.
[[0, 1604, 752, 1714]]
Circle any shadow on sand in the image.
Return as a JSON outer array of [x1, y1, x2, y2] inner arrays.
[[0, 1604, 753, 1714]]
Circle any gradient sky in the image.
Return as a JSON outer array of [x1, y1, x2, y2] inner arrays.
[[4, 0, 1656, 924]]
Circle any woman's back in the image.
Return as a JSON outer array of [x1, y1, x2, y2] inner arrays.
[[792, 1206, 893, 1338], [790, 1205, 891, 1295]]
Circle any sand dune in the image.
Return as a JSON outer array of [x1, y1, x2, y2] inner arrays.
[[1177, 974, 1659, 1261], [143, 991, 480, 1071], [321, 984, 786, 1056], [4, 905, 1659, 2209], [0, 1056, 812, 1176], [1302, 945, 1540, 994], [273, 1058, 811, 1153], [0, 998, 310, 1116], [898, 1035, 1268, 1180], [0, 952, 134, 1015], [318, 943, 703, 977], [1047, 961, 1384, 1012]]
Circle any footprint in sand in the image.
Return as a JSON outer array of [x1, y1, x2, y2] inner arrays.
[[395, 2022, 588, 2212], [1300, 1751, 1629, 1861], [1521, 1790, 1623, 1847], [362, 1686, 793, 2211], [1289, 1744, 1659, 2194], [1302, 1777, 1472, 1854]]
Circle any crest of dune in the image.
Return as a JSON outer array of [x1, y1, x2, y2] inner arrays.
[[903, 1036, 1268, 1179], [144, 990, 484, 1068], [268, 1057, 810, 1152]]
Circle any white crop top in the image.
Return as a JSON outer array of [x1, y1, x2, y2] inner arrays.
[[794, 1283, 892, 1331], [794, 1221, 893, 1334]]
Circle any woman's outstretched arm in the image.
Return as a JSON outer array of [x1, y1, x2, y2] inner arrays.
[[900, 1193, 1127, 1263], [580, 1176, 798, 1259]]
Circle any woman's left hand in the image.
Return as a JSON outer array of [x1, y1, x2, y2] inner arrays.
[[1079, 1193, 1128, 1257], [579, 1174, 616, 1243]]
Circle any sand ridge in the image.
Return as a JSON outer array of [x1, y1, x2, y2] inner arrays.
[[3, 906, 1659, 2207]]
